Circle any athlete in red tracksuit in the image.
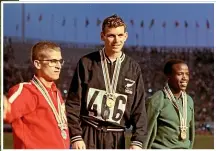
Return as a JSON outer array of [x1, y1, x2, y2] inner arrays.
[[4, 41, 70, 149]]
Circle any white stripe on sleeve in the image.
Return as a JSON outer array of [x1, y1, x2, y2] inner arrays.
[[8, 83, 24, 103]]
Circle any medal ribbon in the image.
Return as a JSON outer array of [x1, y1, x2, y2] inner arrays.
[[32, 76, 67, 132], [163, 83, 187, 134], [100, 49, 123, 95]]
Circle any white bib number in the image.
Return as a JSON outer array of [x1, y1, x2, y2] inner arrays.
[[87, 88, 127, 124]]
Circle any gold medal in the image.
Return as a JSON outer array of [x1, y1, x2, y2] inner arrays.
[[100, 49, 122, 109], [106, 97, 115, 108], [180, 129, 187, 140]]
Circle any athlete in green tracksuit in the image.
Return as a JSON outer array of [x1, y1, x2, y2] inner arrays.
[[144, 59, 195, 149]]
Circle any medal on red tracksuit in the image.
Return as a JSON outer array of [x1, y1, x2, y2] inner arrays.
[[32, 76, 68, 140]]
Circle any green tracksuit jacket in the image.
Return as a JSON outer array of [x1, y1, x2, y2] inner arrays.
[[143, 90, 195, 149]]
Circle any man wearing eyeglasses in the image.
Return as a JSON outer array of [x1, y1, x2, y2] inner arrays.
[[4, 41, 70, 149]]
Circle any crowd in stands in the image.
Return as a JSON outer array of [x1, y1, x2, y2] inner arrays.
[[3, 37, 214, 135]]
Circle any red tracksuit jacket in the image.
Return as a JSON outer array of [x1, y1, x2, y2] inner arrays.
[[5, 78, 70, 149]]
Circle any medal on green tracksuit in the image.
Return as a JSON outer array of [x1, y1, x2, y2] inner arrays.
[[164, 83, 187, 140]]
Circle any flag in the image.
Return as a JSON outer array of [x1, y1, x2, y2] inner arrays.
[[136, 33, 139, 40], [27, 13, 30, 22], [62, 17, 66, 26], [96, 18, 101, 26], [162, 21, 166, 28], [16, 24, 19, 31], [130, 19, 134, 26], [149, 19, 155, 29], [140, 20, 144, 28], [73, 18, 77, 28], [38, 14, 42, 22], [175, 20, 179, 27], [206, 19, 210, 29], [184, 20, 188, 28], [85, 17, 89, 27], [195, 21, 199, 28]]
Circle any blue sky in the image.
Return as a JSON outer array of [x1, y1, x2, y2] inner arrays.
[[3, 3, 214, 47]]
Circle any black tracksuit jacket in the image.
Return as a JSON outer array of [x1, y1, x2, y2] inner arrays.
[[66, 50, 147, 148]]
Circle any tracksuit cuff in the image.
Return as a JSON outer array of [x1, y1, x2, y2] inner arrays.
[[130, 141, 143, 148], [70, 135, 82, 143]]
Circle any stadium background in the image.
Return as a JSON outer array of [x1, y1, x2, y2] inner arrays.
[[3, 3, 214, 149]]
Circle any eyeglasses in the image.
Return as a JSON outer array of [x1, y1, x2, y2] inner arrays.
[[38, 59, 65, 67]]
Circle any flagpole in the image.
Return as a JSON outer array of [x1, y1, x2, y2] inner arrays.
[[206, 29, 209, 46], [135, 33, 138, 47], [72, 18, 75, 42], [38, 14, 42, 40], [74, 18, 77, 41], [86, 27, 88, 42], [38, 18, 42, 40], [175, 26, 178, 46], [164, 27, 166, 46], [132, 25, 135, 46], [39, 26, 42, 40], [64, 28, 66, 42], [142, 28, 144, 46], [16, 25, 18, 37], [206, 20, 210, 46], [185, 28, 188, 46], [153, 27, 155, 46], [21, 4, 25, 43], [85, 18, 89, 43], [132, 25, 136, 46], [175, 28, 177, 46], [149, 19, 155, 47], [195, 27, 198, 47], [129, 19, 135, 46], [51, 14, 54, 38], [174, 22, 179, 46]]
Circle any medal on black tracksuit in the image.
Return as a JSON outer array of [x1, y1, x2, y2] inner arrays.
[[100, 49, 123, 109]]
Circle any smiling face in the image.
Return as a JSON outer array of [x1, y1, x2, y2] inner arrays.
[[101, 26, 128, 54], [168, 63, 190, 94]]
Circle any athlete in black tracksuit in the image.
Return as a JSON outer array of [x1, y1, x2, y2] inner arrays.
[[66, 49, 147, 149]]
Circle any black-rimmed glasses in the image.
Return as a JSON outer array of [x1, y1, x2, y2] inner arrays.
[[38, 59, 65, 67]]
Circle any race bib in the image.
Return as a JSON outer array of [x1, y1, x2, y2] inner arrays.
[[87, 88, 127, 124]]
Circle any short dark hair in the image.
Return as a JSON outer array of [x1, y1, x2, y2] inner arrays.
[[102, 14, 127, 33], [31, 41, 61, 62], [164, 59, 186, 75]]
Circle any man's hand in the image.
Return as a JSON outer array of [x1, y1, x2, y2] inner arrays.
[[129, 145, 142, 149], [71, 140, 86, 149], [3, 95, 11, 119]]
